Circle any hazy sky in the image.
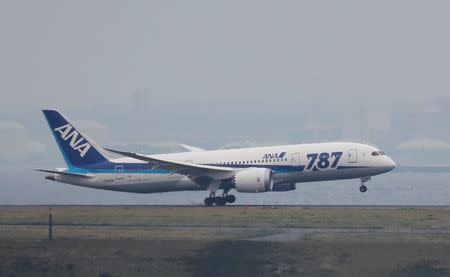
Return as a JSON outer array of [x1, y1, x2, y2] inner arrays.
[[0, 1, 449, 204]]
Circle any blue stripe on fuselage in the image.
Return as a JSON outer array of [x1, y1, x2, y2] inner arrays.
[[336, 166, 370, 170], [205, 163, 305, 173], [66, 161, 170, 174], [63, 161, 370, 175], [64, 161, 307, 175]]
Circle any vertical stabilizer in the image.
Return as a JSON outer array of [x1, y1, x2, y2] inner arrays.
[[42, 109, 110, 168]]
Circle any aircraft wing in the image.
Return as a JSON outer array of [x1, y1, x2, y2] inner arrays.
[[104, 148, 236, 180]]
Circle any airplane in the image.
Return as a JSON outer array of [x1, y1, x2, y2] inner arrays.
[[37, 109, 396, 206]]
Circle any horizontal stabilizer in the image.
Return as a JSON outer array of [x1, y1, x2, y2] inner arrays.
[[35, 169, 95, 178]]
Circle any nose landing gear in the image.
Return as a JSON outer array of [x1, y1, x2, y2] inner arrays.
[[359, 176, 370, 193], [359, 185, 368, 193]]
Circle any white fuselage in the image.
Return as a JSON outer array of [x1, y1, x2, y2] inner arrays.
[[49, 142, 396, 193]]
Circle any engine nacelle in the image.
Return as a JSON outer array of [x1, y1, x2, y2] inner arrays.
[[271, 182, 296, 192], [233, 168, 273, 193]]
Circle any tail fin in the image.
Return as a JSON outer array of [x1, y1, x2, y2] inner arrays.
[[42, 109, 110, 168]]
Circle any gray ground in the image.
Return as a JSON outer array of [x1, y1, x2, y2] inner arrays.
[[1, 206, 450, 276]]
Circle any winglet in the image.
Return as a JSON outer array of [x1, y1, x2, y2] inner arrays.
[[179, 144, 206, 152]]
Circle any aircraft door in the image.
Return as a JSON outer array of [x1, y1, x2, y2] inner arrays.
[[348, 149, 357, 163], [115, 165, 124, 180], [291, 153, 301, 166]]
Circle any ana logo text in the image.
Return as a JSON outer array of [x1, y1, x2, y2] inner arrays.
[[262, 152, 286, 160], [54, 124, 91, 158]]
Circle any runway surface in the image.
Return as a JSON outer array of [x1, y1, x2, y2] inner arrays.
[[3, 224, 450, 242], [2, 224, 450, 241], [1, 205, 450, 242], [1, 204, 450, 209]]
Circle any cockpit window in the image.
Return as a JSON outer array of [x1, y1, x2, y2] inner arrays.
[[371, 151, 380, 156]]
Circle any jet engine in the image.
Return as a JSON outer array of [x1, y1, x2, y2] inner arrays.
[[233, 168, 273, 193]]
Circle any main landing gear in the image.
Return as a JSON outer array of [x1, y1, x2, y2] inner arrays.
[[204, 192, 236, 206], [359, 176, 370, 193]]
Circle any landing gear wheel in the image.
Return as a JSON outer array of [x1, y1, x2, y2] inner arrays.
[[359, 177, 370, 193], [214, 196, 227, 206], [204, 197, 214, 206], [226, 195, 236, 203]]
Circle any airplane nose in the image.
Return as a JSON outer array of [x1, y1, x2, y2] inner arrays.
[[386, 156, 396, 171]]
